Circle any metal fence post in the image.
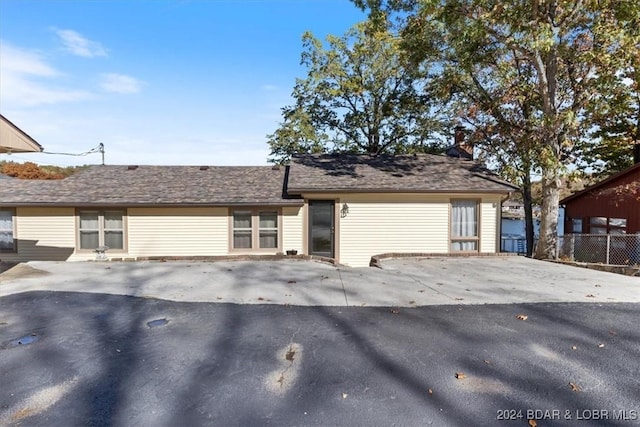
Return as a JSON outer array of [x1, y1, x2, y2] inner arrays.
[[570, 234, 574, 261], [606, 235, 610, 265]]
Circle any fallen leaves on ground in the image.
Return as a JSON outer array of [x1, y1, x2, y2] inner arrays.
[[571, 345, 577, 350], [455, 372, 466, 379], [529, 419, 538, 427], [598, 343, 605, 348], [341, 393, 348, 399], [428, 388, 433, 395], [516, 314, 528, 320], [569, 382, 580, 392], [585, 294, 596, 298], [390, 308, 400, 314]]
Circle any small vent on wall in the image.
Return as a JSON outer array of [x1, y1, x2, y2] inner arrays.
[[127, 165, 138, 170], [199, 166, 209, 171]]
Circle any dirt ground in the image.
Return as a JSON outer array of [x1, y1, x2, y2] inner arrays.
[[0, 263, 49, 282]]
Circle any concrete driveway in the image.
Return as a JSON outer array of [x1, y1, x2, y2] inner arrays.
[[1, 257, 638, 306]]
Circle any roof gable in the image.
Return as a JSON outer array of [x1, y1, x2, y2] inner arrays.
[[0, 114, 43, 153], [560, 163, 640, 205], [287, 153, 517, 194]]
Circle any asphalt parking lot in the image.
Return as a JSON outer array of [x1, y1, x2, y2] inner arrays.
[[1, 258, 639, 426]]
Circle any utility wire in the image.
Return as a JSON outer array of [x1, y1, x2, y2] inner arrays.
[[43, 143, 104, 157]]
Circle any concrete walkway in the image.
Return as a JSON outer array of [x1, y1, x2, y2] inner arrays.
[[1, 257, 638, 306]]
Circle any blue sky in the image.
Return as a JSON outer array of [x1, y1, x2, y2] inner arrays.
[[0, 0, 366, 166]]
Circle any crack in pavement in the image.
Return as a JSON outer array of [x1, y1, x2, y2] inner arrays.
[[337, 268, 349, 306]]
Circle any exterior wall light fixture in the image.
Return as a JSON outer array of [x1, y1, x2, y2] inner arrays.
[[340, 203, 349, 218]]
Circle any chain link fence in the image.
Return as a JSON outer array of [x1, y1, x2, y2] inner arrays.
[[558, 234, 640, 266]]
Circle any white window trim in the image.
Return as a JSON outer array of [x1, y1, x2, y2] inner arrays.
[[76, 209, 127, 252], [450, 199, 480, 252], [230, 208, 282, 253]]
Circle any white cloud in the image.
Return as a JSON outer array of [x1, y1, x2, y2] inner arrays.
[[53, 28, 108, 58], [99, 73, 144, 94], [0, 41, 59, 77], [261, 84, 279, 91], [0, 41, 93, 107]]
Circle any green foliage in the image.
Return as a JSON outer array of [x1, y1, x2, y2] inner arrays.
[[390, 0, 640, 258], [267, 18, 447, 164], [267, 105, 328, 165], [581, 46, 640, 176]]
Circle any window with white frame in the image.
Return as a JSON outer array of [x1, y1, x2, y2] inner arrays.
[[0, 209, 15, 252], [450, 199, 479, 251], [78, 210, 125, 250], [232, 209, 280, 250]]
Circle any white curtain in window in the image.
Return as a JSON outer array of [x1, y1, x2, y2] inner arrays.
[[452, 200, 477, 237], [452, 200, 477, 251]]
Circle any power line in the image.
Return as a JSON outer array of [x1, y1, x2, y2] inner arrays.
[[42, 143, 105, 165], [1, 143, 106, 166], [43, 143, 103, 157]]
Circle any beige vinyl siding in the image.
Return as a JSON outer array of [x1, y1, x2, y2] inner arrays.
[[282, 206, 304, 254], [301, 192, 505, 267], [127, 207, 228, 257], [0, 117, 42, 153], [6, 207, 76, 261], [336, 194, 450, 267], [480, 197, 500, 253]]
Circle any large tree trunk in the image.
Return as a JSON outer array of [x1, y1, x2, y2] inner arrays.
[[534, 169, 561, 259], [521, 174, 535, 257]]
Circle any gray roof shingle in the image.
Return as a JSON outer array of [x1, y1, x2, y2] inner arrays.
[[0, 165, 302, 206], [287, 153, 517, 193], [1, 155, 517, 207]]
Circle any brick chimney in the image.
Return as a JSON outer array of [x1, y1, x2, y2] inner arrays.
[[446, 125, 473, 160]]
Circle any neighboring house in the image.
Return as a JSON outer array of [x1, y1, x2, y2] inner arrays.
[[501, 199, 525, 219], [0, 114, 44, 153], [561, 154, 640, 235], [0, 154, 517, 267]]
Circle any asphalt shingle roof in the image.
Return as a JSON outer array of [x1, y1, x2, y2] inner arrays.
[[287, 153, 518, 193], [1, 155, 517, 206], [0, 165, 301, 206]]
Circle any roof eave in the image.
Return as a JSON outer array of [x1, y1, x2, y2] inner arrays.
[[287, 188, 515, 195], [1, 201, 305, 208]]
